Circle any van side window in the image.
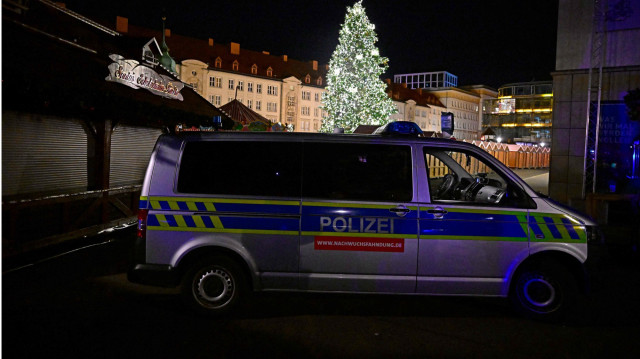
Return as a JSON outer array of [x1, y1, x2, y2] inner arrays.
[[303, 143, 413, 202], [424, 148, 532, 208], [177, 141, 302, 197]]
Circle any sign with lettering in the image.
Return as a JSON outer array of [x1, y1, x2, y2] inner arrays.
[[597, 102, 640, 192], [105, 54, 184, 101]]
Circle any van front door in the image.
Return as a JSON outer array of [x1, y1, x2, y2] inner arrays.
[[299, 142, 418, 293], [417, 147, 533, 296]]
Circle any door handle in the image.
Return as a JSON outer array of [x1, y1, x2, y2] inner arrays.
[[389, 205, 411, 217], [427, 207, 448, 219]]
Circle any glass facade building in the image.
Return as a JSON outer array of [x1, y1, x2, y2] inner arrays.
[[394, 71, 458, 89], [481, 81, 553, 146]]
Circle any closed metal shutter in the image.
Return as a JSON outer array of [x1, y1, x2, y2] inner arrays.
[[2, 112, 88, 196], [109, 125, 162, 187]]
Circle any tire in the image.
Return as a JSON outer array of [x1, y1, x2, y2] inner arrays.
[[509, 261, 578, 322], [181, 256, 246, 316]]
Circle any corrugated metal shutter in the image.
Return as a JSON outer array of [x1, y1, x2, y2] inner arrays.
[[2, 112, 88, 196], [109, 125, 162, 187]]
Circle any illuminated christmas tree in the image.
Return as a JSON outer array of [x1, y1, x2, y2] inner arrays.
[[321, 0, 397, 133]]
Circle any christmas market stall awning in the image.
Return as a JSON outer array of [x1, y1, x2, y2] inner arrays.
[[2, 1, 232, 129], [220, 99, 274, 131]]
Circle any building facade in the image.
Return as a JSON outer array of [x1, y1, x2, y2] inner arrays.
[[481, 81, 553, 145], [551, 0, 640, 206], [386, 81, 447, 133], [393, 72, 496, 140]]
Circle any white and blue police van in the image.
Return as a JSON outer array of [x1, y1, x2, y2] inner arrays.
[[128, 121, 597, 321]]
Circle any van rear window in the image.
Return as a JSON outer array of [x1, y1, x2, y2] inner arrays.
[[177, 141, 302, 197]]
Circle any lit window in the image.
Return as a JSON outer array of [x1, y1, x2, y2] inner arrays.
[[251, 64, 258, 74], [317, 77, 322, 86], [233, 60, 239, 71], [305, 74, 311, 84], [267, 67, 273, 77], [215, 57, 222, 68]]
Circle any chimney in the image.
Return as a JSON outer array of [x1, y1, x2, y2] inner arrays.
[[283, 55, 288, 62], [312, 60, 318, 71], [165, 28, 171, 37], [230, 42, 240, 55], [262, 51, 270, 55], [116, 16, 128, 33], [208, 38, 214, 47]]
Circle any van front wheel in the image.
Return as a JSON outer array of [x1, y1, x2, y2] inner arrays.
[[181, 256, 245, 316], [510, 261, 577, 322]]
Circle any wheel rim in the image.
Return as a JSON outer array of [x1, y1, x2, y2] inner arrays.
[[523, 277, 556, 308], [194, 268, 234, 309], [518, 273, 560, 313]]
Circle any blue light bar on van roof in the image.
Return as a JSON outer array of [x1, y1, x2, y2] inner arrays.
[[372, 121, 424, 137]]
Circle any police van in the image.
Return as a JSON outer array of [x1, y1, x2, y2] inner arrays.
[[128, 121, 596, 321]]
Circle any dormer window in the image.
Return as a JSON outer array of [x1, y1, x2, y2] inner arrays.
[[267, 67, 273, 77], [305, 74, 311, 84], [214, 57, 222, 68], [233, 60, 239, 71], [316, 77, 322, 86], [251, 64, 258, 74]]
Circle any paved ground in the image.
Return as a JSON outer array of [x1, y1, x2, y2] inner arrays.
[[3, 223, 640, 359]]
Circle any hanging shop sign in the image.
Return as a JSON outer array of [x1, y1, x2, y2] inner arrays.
[[105, 54, 184, 101]]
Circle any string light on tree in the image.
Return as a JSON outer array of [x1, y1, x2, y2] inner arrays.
[[321, 0, 396, 133]]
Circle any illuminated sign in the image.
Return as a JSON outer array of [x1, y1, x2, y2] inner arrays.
[[105, 54, 184, 101], [441, 112, 454, 137], [496, 98, 515, 114]]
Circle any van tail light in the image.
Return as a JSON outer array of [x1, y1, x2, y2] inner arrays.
[[137, 209, 149, 239]]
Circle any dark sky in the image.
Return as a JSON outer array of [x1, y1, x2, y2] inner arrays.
[[63, 0, 559, 89]]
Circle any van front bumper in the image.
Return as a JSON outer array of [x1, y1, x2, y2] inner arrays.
[[127, 263, 180, 288]]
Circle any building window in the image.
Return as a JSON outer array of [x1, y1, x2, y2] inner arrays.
[[267, 85, 278, 96], [214, 95, 221, 106], [233, 60, 239, 71], [215, 77, 222, 88], [256, 101, 262, 110], [209, 77, 215, 87], [301, 106, 310, 116], [302, 91, 311, 100], [267, 102, 277, 112], [314, 107, 319, 117], [228, 97, 234, 103], [209, 95, 215, 104], [317, 77, 322, 86], [251, 64, 258, 74], [256, 84, 262, 94], [315, 93, 320, 102], [247, 82, 253, 92], [247, 99, 253, 109], [267, 67, 273, 77], [237, 81, 244, 91], [228, 79, 234, 90], [215, 57, 222, 68], [288, 96, 295, 106], [305, 74, 311, 84]]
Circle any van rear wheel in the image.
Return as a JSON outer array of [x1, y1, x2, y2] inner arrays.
[[510, 261, 577, 322], [181, 256, 246, 316]]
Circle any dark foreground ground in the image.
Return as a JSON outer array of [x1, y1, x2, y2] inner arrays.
[[3, 220, 639, 359]]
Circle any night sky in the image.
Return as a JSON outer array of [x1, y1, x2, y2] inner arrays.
[[63, 0, 559, 89]]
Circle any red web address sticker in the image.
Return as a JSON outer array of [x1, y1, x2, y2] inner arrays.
[[314, 237, 405, 253]]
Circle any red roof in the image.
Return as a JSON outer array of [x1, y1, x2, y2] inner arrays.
[[385, 82, 445, 108], [121, 23, 328, 87]]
